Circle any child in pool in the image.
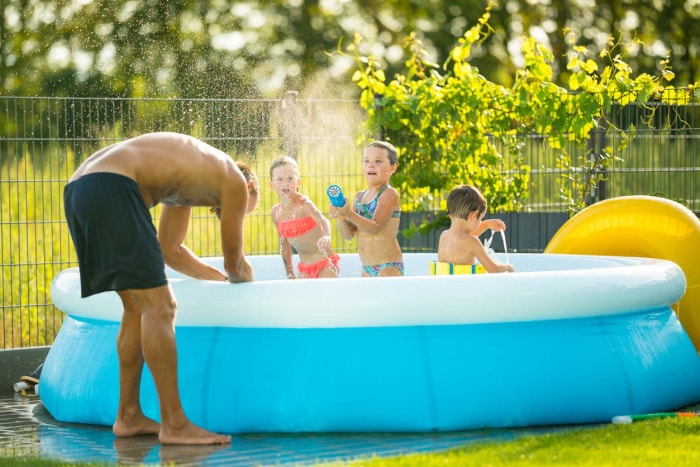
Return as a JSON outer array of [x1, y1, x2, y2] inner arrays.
[[270, 156, 340, 279], [437, 184, 514, 273], [329, 141, 404, 277]]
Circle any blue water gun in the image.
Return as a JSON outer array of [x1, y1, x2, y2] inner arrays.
[[327, 184, 345, 207]]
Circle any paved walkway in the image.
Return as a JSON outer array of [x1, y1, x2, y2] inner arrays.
[[0, 393, 558, 466]]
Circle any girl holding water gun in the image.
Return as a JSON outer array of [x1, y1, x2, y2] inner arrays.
[[329, 141, 404, 277]]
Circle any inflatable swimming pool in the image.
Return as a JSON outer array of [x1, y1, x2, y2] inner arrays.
[[42, 196, 700, 433], [44, 254, 700, 433]]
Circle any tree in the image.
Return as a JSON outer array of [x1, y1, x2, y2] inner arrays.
[[348, 5, 698, 229], [1, 0, 697, 98]]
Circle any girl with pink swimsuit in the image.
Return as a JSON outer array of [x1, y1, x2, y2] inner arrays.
[[270, 156, 340, 279]]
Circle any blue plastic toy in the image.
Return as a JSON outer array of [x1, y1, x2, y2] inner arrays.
[[327, 184, 345, 207]]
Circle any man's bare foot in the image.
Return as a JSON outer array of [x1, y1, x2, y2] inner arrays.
[[113, 414, 161, 438], [159, 420, 231, 445]]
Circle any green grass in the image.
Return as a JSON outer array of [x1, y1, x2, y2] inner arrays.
[[3, 418, 700, 466], [331, 418, 700, 466]]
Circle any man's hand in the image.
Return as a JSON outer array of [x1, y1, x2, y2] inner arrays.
[[225, 257, 254, 283]]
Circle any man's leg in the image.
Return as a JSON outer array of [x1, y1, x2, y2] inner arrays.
[[129, 284, 231, 445], [112, 290, 160, 438]]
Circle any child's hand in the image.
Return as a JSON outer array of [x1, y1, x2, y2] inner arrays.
[[484, 219, 506, 231], [295, 193, 312, 206], [317, 235, 331, 250], [329, 202, 349, 220]]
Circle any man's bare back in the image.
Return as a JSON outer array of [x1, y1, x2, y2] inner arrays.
[[71, 132, 256, 283], [70, 132, 245, 209]]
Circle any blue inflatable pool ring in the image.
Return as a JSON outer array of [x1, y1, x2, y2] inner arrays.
[[327, 184, 345, 207], [41, 196, 700, 434], [44, 251, 700, 434]]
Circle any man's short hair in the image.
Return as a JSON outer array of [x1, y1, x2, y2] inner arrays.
[[237, 161, 259, 196]]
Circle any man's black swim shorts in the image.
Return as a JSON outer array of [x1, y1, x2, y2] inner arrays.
[[64, 172, 168, 297]]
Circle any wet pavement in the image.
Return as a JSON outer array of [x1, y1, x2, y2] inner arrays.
[[0, 392, 561, 466]]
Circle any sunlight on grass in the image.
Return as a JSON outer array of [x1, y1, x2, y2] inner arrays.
[[320, 419, 700, 466]]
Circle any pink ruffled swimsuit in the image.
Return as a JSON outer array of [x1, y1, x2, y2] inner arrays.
[[276, 216, 317, 238]]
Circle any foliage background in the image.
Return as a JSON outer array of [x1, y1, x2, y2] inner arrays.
[[1, 0, 699, 100], [348, 6, 698, 232]]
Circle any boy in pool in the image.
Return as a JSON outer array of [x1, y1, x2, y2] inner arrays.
[[329, 141, 404, 277], [63, 132, 259, 445], [270, 156, 339, 278], [437, 185, 515, 273]]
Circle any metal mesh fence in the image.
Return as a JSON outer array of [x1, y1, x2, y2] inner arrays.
[[1, 95, 698, 348]]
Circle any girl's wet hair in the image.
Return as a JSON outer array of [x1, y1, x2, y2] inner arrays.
[[366, 141, 398, 165], [447, 185, 487, 220], [269, 155, 298, 178]]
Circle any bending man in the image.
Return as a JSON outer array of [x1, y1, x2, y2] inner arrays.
[[63, 132, 259, 445]]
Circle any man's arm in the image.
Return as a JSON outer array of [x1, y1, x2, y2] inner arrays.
[[158, 205, 226, 280], [219, 178, 254, 283]]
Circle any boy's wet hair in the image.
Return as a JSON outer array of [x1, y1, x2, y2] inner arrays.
[[366, 141, 398, 165], [237, 161, 259, 196], [269, 155, 298, 178], [447, 185, 487, 220]]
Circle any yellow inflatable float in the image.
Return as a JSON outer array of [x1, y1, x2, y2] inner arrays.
[[545, 195, 700, 352], [429, 261, 486, 275]]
